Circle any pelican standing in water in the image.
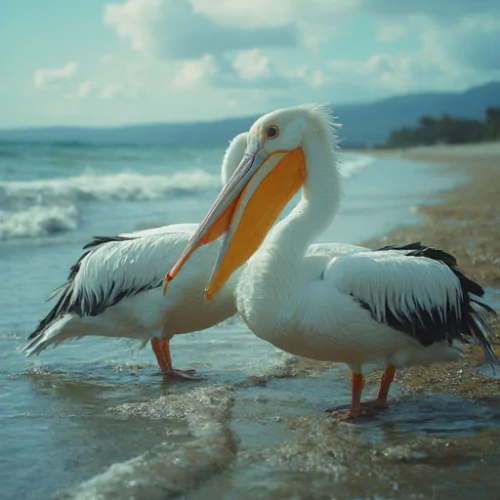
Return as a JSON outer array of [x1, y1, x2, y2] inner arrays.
[[164, 105, 498, 417], [23, 133, 249, 379]]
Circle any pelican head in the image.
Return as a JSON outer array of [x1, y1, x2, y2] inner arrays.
[[164, 104, 335, 300]]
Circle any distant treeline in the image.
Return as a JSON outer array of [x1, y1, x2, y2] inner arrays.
[[384, 107, 500, 148]]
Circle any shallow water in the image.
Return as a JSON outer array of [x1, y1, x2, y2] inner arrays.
[[8, 352, 498, 500], [3, 142, 496, 499]]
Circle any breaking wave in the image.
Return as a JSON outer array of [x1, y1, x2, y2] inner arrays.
[[0, 170, 219, 204], [0, 170, 220, 241], [0, 205, 78, 240], [339, 154, 375, 179]]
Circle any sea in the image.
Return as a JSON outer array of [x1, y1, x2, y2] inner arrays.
[[2, 141, 498, 499]]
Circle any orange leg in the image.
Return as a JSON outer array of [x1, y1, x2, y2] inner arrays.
[[150, 338, 200, 380], [328, 372, 366, 421], [375, 364, 395, 409], [359, 364, 396, 413], [151, 337, 169, 374], [161, 338, 173, 367], [328, 365, 396, 421], [350, 373, 364, 418], [160, 338, 197, 376]]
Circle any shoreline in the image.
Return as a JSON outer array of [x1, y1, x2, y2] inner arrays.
[[354, 143, 500, 287], [347, 142, 500, 398]]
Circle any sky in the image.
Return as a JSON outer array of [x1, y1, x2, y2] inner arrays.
[[1, 0, 500, 128]]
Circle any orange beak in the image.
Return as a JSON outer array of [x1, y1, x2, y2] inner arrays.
[[163, 136, 306, 300]]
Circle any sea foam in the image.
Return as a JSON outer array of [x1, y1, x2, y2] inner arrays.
[[0, 205, 78, 240], [0, 169, 219, 204], [339, 154, 375, 179], [0, 170, 220, 240]]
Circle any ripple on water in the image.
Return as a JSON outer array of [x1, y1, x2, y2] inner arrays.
[[5, 329, 500, 499], [54, 385, 236, 500], [185, 396, 500, 500]]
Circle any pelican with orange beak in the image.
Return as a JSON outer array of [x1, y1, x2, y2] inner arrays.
[[24, 133, 249, 379], [164, 104, 498, 419]]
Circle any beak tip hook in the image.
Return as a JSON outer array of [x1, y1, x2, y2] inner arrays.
[[162, 273, 172, 296], [204, 285, 213, 303]]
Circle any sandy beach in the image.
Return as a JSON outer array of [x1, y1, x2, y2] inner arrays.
[[355, 142, 500, 399]]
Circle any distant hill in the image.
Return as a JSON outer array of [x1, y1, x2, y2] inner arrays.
[[1, 82, 499, 148], [336, 82, 500, 147]]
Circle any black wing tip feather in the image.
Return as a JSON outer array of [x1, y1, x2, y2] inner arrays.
[[376, 241, 459, 270], [376, 241, 483, 297], [467, 314, 499, 367], [83, 235, 136, 250], [28, 234, 137, 342], [470, 300, 500, 366], [28, 280, 75, 340], [471, 298, 498, 318], [370, 242, 498, 362]]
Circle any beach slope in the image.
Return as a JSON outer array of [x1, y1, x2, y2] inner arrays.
[[356, 142, 500, 397]]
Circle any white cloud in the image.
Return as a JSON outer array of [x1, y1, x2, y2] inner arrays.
[[33, 61, 79, 89], [103, 0, 297, 60], [101, 0, 500, 99], [425, 16, 500, 71], [309, 70, 328, 88], [192, 0, 354, 29], [103, 0, 160, 56], [364, 0, 496, 24], [233, 50, 273, 82], [73, 78, 141, 101], [76, 81, 98, 98], [172, 51, 287, 90], [322, 36, 492, 98], [323, 54, 438, 95], [192, 0, 349, 49], [20, 0, 500, 128], [306, 4, 500, 98], [173, 55, 217, 88], [287, 66, 331, 89], [374, 15, 500, 90], [222, 50, 289, 89], [191, 0, 298, 28]]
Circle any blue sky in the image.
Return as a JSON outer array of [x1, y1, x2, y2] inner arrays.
[[1, 0, 500, 128]]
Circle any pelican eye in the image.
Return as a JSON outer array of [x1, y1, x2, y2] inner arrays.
[[266, 125, 279, 139]]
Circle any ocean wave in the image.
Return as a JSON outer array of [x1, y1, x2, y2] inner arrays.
[[0, 205, 78, 240], [0, 170, 220, 241], [0, 159, 373, 241], [0, 169, 220, 206], [0, 156, 372, 210], [339, 154, 375, 178]]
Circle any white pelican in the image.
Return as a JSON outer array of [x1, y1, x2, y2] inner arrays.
[[163, 104, 498, 417], [23, 133, 249, 379]]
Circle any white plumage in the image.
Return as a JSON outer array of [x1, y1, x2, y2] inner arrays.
[[237, 243, 476, 369], [165, 104, 498, 415], [24, 133, 249, 378]]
